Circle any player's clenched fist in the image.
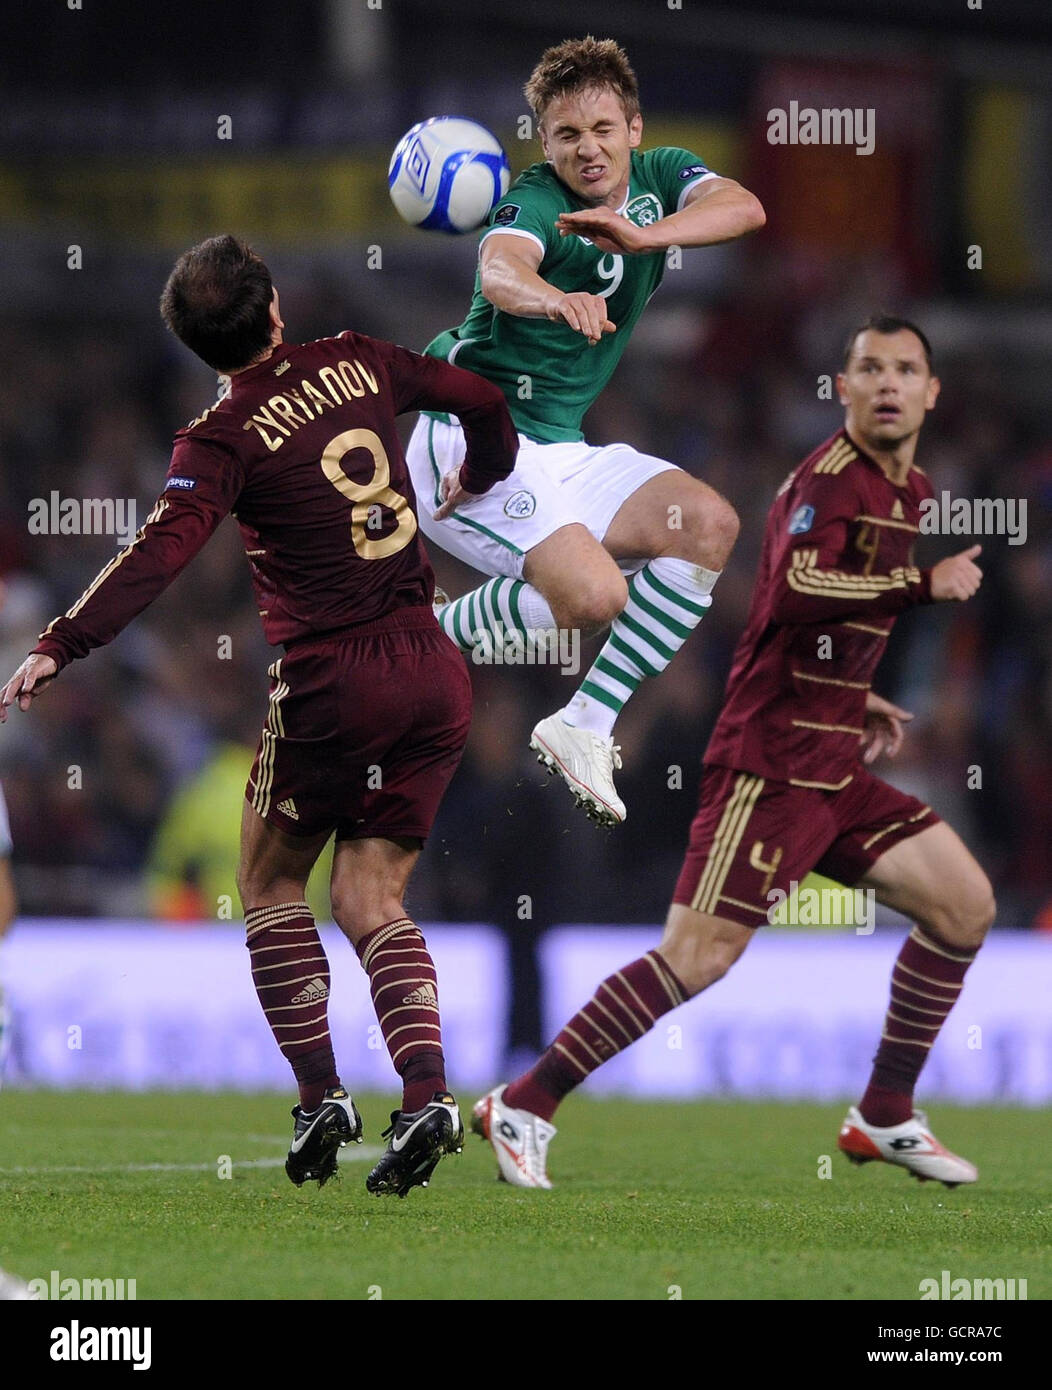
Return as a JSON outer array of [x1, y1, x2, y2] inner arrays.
[[0, 653, 58, 722], [930, 544, 983, 602], [547, 292, 616, 346]]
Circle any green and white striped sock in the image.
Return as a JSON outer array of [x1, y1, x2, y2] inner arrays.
[[563, 557, 718, 738], [436, 576, 556, 653]]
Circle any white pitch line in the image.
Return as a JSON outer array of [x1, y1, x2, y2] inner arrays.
[[0, 1147, 384, 1176], [3, 1128, 303, 1145]]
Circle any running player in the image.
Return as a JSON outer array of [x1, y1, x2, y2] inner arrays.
[[406, 35, 765, 826], [473, 317, 994, 1189], [0, 235, 518, 1196]]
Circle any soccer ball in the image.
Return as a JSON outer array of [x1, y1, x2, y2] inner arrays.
[[388, 117, 511, 234]]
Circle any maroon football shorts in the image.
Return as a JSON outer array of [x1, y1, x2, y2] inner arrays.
[[246, 607, 471, 842], [672, 763, 940, 928]]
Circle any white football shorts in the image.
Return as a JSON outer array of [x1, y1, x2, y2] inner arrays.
[[405, 414, 679, 581]]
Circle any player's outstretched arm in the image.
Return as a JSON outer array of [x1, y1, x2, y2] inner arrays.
[[555, 178, 766, 255], [0, 654, 58, 723], [479, 234, 615, 345], [378, 341, 518, 509]]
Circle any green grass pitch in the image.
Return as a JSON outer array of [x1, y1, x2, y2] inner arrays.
[[1, 1091, 1047, 1301]]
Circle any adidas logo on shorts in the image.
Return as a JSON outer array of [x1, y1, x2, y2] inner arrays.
[[276, 798, 299, 820], [402, 982, 438, 1007], [292, 977, 329, 1004]]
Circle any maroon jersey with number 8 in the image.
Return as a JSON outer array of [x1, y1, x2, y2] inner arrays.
[[34, 331, 517, 668]]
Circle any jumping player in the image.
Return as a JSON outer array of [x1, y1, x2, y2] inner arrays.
[[473, 317, 994, 1189], [0, 235, 518, 1196], [406, 36, 765, 826]]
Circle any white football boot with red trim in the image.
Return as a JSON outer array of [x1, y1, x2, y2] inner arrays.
[[530, 714, 626, 827], [471, 1085, 556, 1189], [837, 1106, 978, 1187]]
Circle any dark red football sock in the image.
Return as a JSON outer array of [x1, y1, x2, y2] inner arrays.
[[245, 902, 341, 1112], [860, 925, 979, 1127], [504, 950, 687, 1121], [355, 918, 446, 1113]]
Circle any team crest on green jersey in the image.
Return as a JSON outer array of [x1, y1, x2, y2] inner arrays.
[[625, 193, 662, 227]]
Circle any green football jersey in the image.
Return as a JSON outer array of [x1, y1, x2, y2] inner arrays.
[[423, 146, 716, 443]]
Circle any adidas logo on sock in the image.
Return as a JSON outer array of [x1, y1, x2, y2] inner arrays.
[[276, 798, 299, 820], [292, 977, 328, 1004], [402, 982, 438, 1006]]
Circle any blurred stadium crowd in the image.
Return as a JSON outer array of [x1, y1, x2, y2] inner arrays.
[[0, 0, 1048, 958]]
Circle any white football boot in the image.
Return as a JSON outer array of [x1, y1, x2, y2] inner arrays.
[[837, 1106, 978, 1187], [471, 1085, 556, 1189], [530, 713, 626, 826]]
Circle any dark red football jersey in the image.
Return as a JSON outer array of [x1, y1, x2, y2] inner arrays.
[[704, 429, 936, 790], [34, 332, 517, 668]]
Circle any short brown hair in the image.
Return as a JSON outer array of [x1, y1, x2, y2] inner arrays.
[[843, 315, 934, 372], [160, 235, 274, 372], [524, 36, 640, 127]]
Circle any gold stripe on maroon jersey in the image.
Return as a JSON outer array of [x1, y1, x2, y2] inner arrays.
[[251, 658, 288, 818], [791, 552, 922, 588], [787, 549, 921, 600], [50, 499, 171, 628], [718, 893, 769, 918], [690, 774, 755, 913], [813, 439, 857, 474], [854, 513, 919, 533], [691, 774, 764, 914], [791, 718, 866, 736], [792, 670, 872, 690], [840, 621, 891, 637], [251, 732, 275, 818], [788, 774, 855, 791], [861, 804, 931, 851]]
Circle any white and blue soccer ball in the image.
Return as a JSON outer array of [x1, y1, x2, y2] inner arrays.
[[388, 117, 511, 234]]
